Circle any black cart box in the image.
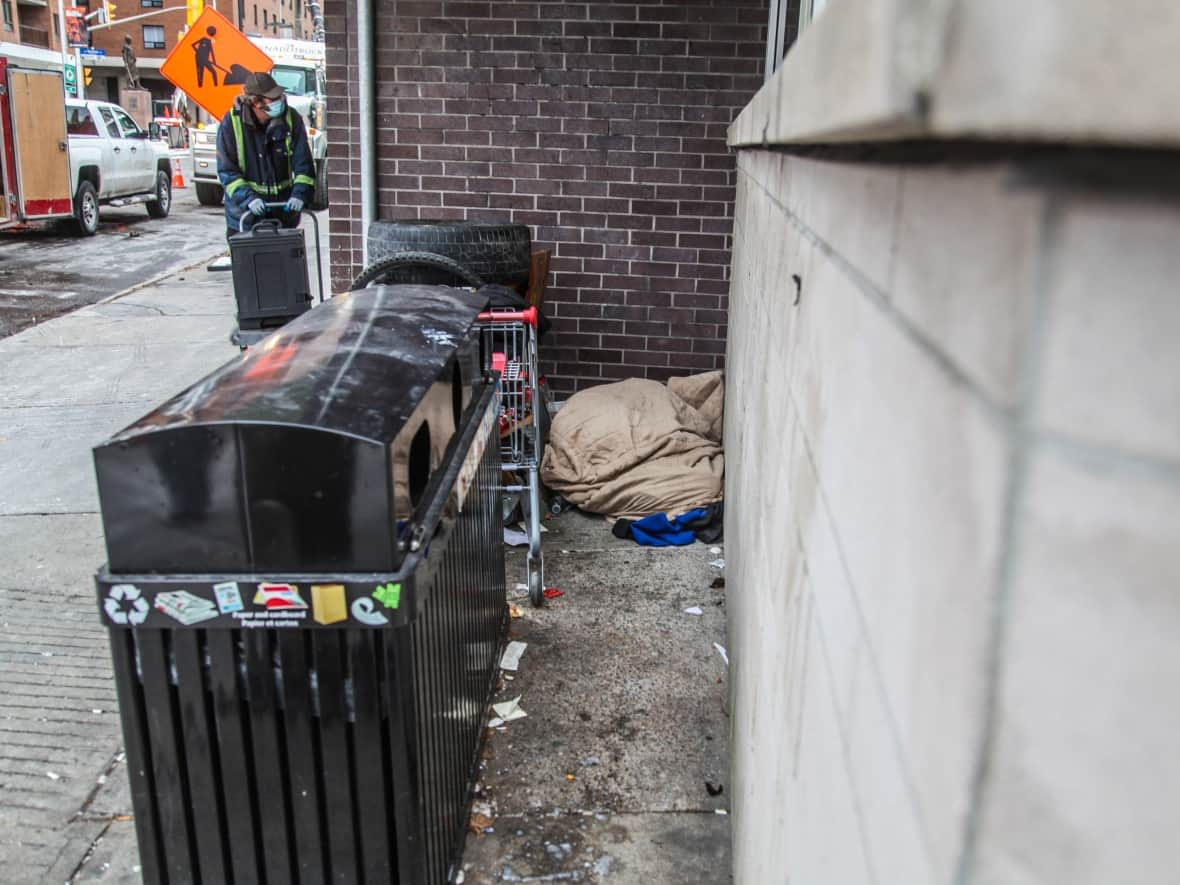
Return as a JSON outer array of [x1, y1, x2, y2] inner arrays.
[[230, 219, 313, 329], [94, 285, 506, 884]]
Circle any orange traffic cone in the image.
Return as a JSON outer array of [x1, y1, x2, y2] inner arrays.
[[171, 157, 186, 189]]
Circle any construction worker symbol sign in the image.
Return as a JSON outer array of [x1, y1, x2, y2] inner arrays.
[[160, 7, 273, 122]]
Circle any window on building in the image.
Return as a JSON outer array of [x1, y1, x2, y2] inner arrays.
[[1, 0, 13, 32], [142, 24, 165, 49], [253, 5, 258, 26], [140, 0, 162, 6], [263, 9, 268, 27]]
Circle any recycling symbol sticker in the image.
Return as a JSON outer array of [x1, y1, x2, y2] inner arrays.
[[104, 584, 150, 626]]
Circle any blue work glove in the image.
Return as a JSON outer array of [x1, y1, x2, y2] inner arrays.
[[246, 197, 267, 217], [284, 196, 304, 213]]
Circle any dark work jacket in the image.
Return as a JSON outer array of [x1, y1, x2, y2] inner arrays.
[[216, 97, 315, 231]]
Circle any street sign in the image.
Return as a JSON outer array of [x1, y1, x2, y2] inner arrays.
[[63, 64, 78, 97], [159, 7, 273, 122]]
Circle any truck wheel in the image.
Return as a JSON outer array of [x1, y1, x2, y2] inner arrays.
[[73, 181, 99, 236], [310, 158, 328, 211], [367, 220, 531, 286], [195, 181, 223, 206], [146, 168, 172, 219]]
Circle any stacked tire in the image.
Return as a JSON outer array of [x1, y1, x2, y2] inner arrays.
[[357, 220, 531, 289]]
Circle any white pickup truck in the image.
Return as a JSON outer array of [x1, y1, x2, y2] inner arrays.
[[63, 99, 174, 234], [1, 58, 173, 235]]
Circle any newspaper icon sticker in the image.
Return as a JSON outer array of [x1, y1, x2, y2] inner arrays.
[[311, 584, 347, 625], [351, 596, 389, 626], [155, 590, 219, 625], [104, 584, 150, 626], [254, 583, 307, 611], [213, 581, 244, 614], [373, 582, 401, 610]]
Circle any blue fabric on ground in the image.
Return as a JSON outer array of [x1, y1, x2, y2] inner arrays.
[[629, 508, 709, 547]]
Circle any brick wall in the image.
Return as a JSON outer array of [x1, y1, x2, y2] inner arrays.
[[324, 0, 766, 394]]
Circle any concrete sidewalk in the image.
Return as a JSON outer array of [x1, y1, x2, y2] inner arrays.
[[0, 258, 731, 883]]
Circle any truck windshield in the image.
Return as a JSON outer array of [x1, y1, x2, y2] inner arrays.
[[271, 66, 315, 97]]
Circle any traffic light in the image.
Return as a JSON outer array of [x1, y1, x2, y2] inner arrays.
[[83, 67, 93, 87], [104, 0, 116, 22]]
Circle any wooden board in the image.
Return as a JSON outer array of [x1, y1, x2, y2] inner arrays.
[[10, 69, 72, 214]]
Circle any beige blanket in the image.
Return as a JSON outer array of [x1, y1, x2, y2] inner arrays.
[[540, 372, 724, 519]]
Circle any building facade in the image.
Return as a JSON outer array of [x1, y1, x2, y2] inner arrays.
[[324, 0, 767, 395]]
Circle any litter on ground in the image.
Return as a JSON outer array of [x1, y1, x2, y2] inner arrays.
[[500, 641, 527, 672]]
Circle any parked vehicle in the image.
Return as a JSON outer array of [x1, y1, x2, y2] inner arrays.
[[190, 40, 328, 211], [0, 54, 173, 235]]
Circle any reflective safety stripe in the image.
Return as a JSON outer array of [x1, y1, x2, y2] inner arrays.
[[231, 112, 246, 171], [230, 107, 311, 198]]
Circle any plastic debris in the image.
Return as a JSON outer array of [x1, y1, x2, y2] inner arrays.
[[508, 603, 523, 619], [709, 546, 722, 555], [500, 641, 527, 672], [715, 809, 729, 815], [542, 587, 564, 599], [491, 696, 527, 724], [684, 606, 703, 616], [510, 582, 529, 599], [46, 771, 61, 780], [709, 558, 725, 569], [565, 773, 576, 782], [713, 642, 729, 666], [504, 527, 530, 547]]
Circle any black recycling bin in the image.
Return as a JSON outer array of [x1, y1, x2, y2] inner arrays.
[[93, 285, 506, 884]]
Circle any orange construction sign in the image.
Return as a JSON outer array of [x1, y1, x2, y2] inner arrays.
[[160, 7, 273, 123]]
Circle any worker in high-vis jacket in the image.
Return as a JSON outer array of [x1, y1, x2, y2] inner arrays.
[[216, 71, 316, 240]]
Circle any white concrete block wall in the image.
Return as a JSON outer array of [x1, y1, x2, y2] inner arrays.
[[726, 149, 1180, 883]]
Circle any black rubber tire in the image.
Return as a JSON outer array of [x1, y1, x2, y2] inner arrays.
[[310, 158, 328, 211], [367, 220, 530, 286], [351, 251, 486, 290], [195, 181, 223, 206], [146, 168, 171, 218], [73, 180, 98, 236]]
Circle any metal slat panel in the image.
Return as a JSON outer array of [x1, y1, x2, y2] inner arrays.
[[137, 631, 197, 884], [172, 631, 230, 884], [312, 631, 359, 883], [243, 631, 297, 883], [109, 631, 166, 885], [347, 631, 394, 882], [276, 631, 327, 882], [206, 630, 263, 884]]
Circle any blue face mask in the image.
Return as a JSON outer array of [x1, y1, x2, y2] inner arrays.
[[265, 98, 285, 119]]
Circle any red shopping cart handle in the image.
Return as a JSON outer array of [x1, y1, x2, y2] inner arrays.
[[477, 306, 538, 328]]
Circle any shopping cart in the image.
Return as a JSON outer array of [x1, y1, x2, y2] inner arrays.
[[478, 305, 545, 607]]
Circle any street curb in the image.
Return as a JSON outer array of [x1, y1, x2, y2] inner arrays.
[[94, 246, 229, 308]]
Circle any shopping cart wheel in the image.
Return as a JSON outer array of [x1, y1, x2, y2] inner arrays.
[[528, 556, 544, 608]]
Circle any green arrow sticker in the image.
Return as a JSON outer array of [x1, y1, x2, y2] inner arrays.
[[373, 582, 401, 610]]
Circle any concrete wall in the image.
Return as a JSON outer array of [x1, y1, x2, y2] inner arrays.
[[724, 148, 1180, 883]]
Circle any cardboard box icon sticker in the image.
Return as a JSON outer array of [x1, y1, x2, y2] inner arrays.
[[311, 584, 348, 625]]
